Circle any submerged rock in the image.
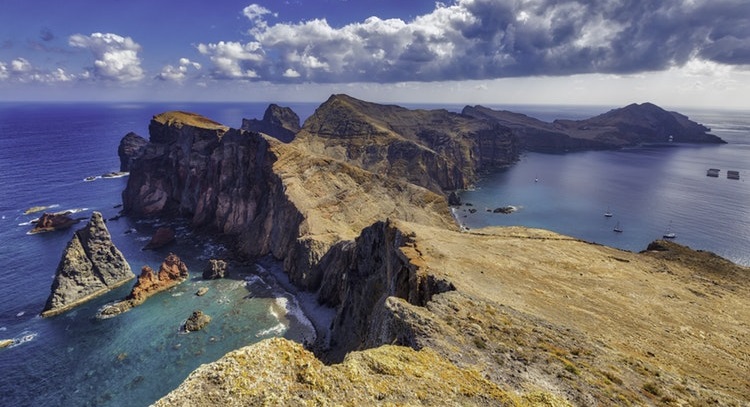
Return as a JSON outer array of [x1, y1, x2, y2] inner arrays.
[[183, 310, 211, 332], [41, 212, 134, 317], [202, 259, 228, 280], [143, 227, 175, 250]]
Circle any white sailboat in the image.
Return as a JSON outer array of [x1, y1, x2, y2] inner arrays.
[[604, 207, 613, 217], [613, 221, 622, 233], [663, 221, 676, 239]]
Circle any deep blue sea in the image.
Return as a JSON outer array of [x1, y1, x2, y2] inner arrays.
[[0, 102, 748, 406]]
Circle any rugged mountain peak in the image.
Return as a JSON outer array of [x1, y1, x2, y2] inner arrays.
[[41, 211, 134, 317], [241, 104, 300, 143]]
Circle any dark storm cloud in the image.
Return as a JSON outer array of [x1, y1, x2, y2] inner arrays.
[[197, 0, 750, 83]]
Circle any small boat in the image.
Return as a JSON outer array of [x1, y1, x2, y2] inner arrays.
[[613, 221, 622, 233], [663, 222, 676, 239], [604, 207, 613, 217]]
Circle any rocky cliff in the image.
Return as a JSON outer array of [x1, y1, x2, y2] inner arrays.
[[122, 99, 748, 406], [41, 212, 134, 317], [241, 103, 300, 143], [295, 94, 519, 193], [118, 131, 148, 171], [463, 102, 725, 151]]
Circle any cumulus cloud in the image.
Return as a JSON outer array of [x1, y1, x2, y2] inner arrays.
[[68, 32, 144, 82], [195, 0, 750, 83], [157, 57, 202, 82], [0, 58, 75, 83]]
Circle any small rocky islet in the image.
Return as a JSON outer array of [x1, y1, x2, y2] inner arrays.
[[36, 96, 748, 405]]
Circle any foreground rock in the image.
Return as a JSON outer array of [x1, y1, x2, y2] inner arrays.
[[41, 212, 134, 317], [155, 337, 559, 407], [183, 310, 211, 332], [99, 253, 188, 317], [202, 259, 227, 280], [126, 98, 749, 406], [29, 212, 79, 234], [241, 104, 301, 143]]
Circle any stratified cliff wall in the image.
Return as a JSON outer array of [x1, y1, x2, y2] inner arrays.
[[295, 94, 519, 192]]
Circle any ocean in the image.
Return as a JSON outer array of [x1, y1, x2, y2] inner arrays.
[[0, 102, 747, 406]]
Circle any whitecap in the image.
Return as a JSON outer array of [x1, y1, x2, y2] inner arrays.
[[254, 322, 287, 338], [16, 311, 25, 317], [10, 331, 38, 347], [0, 326, 6, 331], [171, 292, 184, 297]]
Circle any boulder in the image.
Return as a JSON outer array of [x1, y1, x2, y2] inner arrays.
[[143, 227, 175, 250], [41, 212, 134, 317], [447, 191, 461, 206], [196, 287, 209, 296], [184, 310, 211, 332], [202, 259, 228, 280], [118, 132, 148, 171], [29, 212, 79, 234]]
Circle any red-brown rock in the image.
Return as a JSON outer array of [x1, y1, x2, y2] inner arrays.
[[29, 212, 79, 234]]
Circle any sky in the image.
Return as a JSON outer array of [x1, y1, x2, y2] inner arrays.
[[1, 0, 749, 109]]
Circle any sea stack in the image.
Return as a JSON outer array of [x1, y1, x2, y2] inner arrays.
[[41, 212, 134, 317]]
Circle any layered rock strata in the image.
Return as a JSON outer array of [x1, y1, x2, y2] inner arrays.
[[41, 212, 134, 317], [99, 253, 188, 317], [294, 94, 519, 193]]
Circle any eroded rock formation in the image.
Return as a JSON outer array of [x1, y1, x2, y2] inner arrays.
[[99, 253, 188, 317], [41, 212, 134, 317], [118, 132, 148, 171], [202, 259, 227, 279], [183, 310, 211, 332], [241, 103, 300, 143]]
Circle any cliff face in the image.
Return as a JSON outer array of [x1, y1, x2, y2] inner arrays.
[[463, 102, 725, 151], [295, 94, 519, 192], [241, 103, 300, 143], [118, 132, 147, 171], [42, 212, 134, 317]]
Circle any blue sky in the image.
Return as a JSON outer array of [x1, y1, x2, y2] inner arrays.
[[1, 0, 749, 108]]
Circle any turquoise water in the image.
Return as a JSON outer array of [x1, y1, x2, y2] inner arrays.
[[0, 103, 319, 406], [457, 108, 750, 266]]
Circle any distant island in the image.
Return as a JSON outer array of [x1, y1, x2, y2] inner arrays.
[[117, 95, 746, 406]]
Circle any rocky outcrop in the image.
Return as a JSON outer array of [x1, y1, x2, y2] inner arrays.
[[295, 94, 519, 193], [118, 132, 148, 171], [29, 212, 79, 234], [143, 227, 175, 250], [202, 259, 227, 279], [155, 337, 553, 407], [183, 310, 211, 332], [241, 104, 300, 143], [98, 253, 188, 317], [41, 212, 134, 317], [463, 102, 725, 151], [0, 339, 14, 349]]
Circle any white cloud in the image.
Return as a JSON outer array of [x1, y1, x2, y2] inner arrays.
[[157, 57, 202, 82], [193, 0, 750, 84], [282, 68, 301, 78], [0, 58, 75, 83], [68, 32, 144, 82], [197, 41, 262, 78]]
